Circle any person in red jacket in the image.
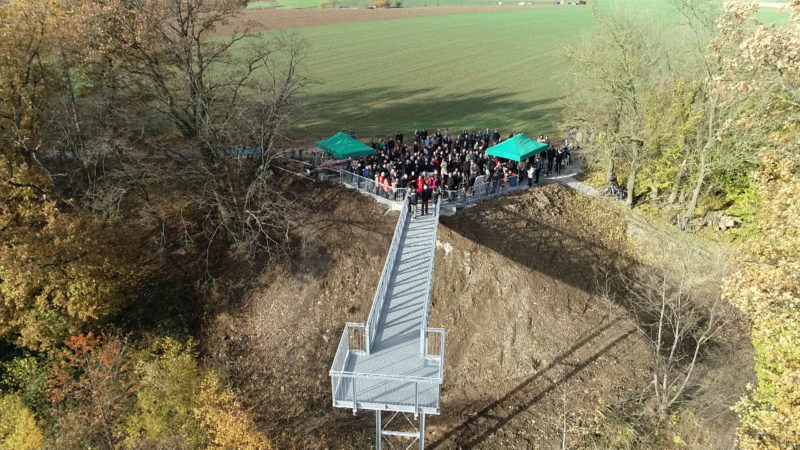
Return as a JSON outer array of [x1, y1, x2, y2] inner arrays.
[[428, 174, 439, 204], [417, 173, 431, 216]]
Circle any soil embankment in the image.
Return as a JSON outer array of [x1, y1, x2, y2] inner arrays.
[[211, 180, 743, 447]]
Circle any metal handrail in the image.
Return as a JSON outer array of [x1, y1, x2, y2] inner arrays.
[[423, 327, 446, 379], [340, 169, 525, 210], [330, 322, 365, 404], [364, 197, 410, 354], [339, 169, 409, 204], [328, 369, 443, 383], [418, 197, 441, 355], [439, 175, 520, 205]]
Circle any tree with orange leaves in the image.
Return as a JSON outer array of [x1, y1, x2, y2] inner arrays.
[[46, 333, 135, 448]]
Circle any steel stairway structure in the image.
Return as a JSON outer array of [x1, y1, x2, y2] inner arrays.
[[329, 197, 444, 449]]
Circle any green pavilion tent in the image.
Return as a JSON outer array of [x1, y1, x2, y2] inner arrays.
[[485, 133, 548, 161], [315, 132, 374, 159]]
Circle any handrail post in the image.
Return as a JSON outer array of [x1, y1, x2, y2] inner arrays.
[[414, 381, 419, 420], [352, 378, 357, 415]]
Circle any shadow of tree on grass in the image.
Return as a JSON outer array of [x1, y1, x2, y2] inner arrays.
[[295, 86, 564, 139]]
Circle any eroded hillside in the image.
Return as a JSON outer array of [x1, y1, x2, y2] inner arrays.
[[210, 181, 747, 448]]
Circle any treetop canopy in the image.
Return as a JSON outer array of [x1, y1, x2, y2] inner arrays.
[[315, 132, 374, 159]]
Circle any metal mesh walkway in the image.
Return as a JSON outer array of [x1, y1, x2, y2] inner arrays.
[[330, 198, 444, 416]]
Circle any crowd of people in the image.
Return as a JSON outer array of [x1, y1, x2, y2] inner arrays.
[[342, 128, 577, 213]]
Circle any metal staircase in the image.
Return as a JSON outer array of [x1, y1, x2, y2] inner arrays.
[[330, 197, 444, 449]]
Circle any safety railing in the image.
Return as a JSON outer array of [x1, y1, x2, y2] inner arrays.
[[330, 322, 443, 416], [339, 170, 409, 206], [365, 197, 410, 354], [423, 327, 446, 378], [331, 322, 366, 409], [329, 190, 445, 417], [329, 369, 443, 415], [439, 174, 521, 205], [419, 197, 442, 355]]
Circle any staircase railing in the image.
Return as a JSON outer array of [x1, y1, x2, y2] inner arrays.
[[364, 197, 410, 354], [419, 197, 442, 355]]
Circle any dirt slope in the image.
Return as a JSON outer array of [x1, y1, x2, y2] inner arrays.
[[429, 186, 651, 448], [210, 182, 665, 447]]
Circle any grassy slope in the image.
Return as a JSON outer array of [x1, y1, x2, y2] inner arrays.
[[255, 7, 593, 139]]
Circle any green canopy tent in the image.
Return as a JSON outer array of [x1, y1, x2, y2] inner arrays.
[[315, 132, 374, 159], [485, 133, 548, 162]]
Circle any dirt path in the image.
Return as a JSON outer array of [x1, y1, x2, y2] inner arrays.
[[537, 154, 598, 196], [212, 4, 562, 34]]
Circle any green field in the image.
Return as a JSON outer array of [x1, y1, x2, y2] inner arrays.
[[258, 7, 593, 140], [247, 0, 552, 9], [243, 2, 790, 140]]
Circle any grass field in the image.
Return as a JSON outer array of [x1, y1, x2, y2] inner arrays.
[[259, 7, 592, 139], [240, 1, 790, 140], [247, 0, 553, 9]]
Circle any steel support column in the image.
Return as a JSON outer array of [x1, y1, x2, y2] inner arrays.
[[419, 414, 425, 450], [376, 410, 381, 450]]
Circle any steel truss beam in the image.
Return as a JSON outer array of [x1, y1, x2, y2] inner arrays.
[[376, 410, 425, 450]]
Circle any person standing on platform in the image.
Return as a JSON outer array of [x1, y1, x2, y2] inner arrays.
[[534, 154, 543, 184], [547, 146, 556, 175], [555, 147, 565, 174], [417, 174, 431, 216], [527, 163, 535, 187]]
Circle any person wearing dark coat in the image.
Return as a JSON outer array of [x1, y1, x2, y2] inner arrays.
[[493, 166, 504, 193], [546, 146, 556, 175], [446, 171, 459, 202], [534, 154, 543, 184], [555, 147, 565, 174]]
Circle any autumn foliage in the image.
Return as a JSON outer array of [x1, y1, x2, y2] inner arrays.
[[0, 0, 798, 447], [40, 334, 271, 449], [0, 145, 151, 350], [713, 1, 800, 447]]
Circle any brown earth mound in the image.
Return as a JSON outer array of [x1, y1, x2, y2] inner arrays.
[[212, 4, 558, 35], [208, 181, 657, 447]]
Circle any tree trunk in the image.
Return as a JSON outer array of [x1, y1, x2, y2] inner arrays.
[[626, 140, 641, 207], [684, 155, 707, 224], [626, 164, 637, 207], [62, 66, 85, 164], [606, 153, 615, 181], [683, 93, 716, 223], [668, 154, 688, 204]]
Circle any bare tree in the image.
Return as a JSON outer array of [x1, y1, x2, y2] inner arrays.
[[665, 0, 757, 228], [564, 7, 663, 206], [622, 267, 724, 421], [207, 32, 312, 169], [82, 0, 285, 159]]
